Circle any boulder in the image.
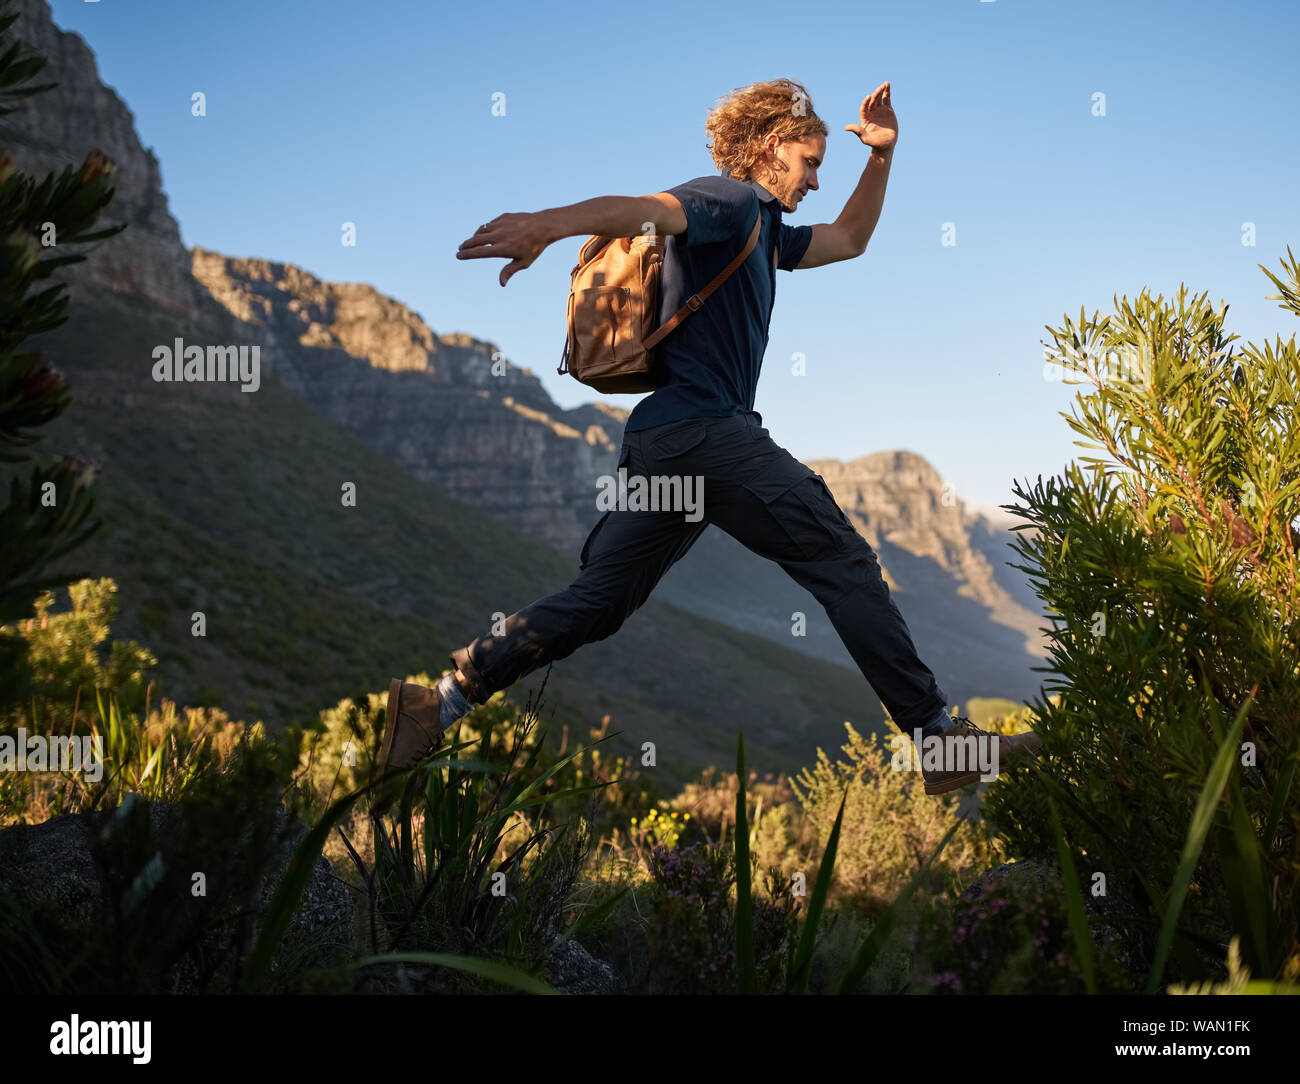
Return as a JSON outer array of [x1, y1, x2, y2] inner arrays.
[[0, 797, 356, 993]]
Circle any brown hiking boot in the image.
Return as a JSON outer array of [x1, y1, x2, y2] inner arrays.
[[920, 717, 1042, 795], [374, 678, 445, 805]]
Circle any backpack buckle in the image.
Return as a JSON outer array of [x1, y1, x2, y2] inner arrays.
[[686, 295, 702, 311]]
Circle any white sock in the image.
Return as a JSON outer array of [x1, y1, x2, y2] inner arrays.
[[436, 673, 472, 728]]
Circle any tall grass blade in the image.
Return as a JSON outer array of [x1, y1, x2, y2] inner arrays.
[[490, 739, 615, 821], [1263, 751, 1295, 849], [1219, 753, 1277, 976], [240, 781, 370, 992], [356, 952, 557, 994], [554, 886, 630, 949], [1144, 698, 1249, 994], [735, 730, 755, 994], [788, 784, 848, 994], [1047, 793, 1095, 993]]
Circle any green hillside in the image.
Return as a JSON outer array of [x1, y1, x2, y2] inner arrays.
[[21, 292, 890, 788]]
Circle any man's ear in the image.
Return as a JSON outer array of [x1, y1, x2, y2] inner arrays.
[[758, 133, 780, 181]]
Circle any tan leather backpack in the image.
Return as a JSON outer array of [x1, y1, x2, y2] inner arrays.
[[556, 208, 762, 393]]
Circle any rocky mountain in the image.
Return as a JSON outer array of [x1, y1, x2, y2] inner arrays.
[[189, 248, 628, 549], [807, 452, 1042, 644]]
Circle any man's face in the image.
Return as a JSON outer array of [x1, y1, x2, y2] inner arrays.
[[758, 134, 825, 213]]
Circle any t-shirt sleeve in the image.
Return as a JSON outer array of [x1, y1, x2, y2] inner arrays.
[[664, 175, 756, 247], [776, 222, 814, 271]]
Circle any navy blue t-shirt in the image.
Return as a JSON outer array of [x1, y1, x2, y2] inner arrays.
[[623, 173, 814, 431]]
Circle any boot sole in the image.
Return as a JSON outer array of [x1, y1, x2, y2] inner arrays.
[[376, 677, 403, 779], [924, 771, 984, 795], [923, 737, 1043, 795]]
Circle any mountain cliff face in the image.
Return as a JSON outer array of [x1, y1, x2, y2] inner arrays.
[[4, 0, 1049, 710], [0, 0, 211, 325], [189, 249, 628, 549], [810, 454, 1047, 689], [807, 452, 1037, 628]]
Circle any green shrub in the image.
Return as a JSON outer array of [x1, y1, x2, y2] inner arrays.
[[2, 578, 155, 722], [986, 259, 1300, 985], [0, 577, 248, 825], [789, 722, 1003, 917]]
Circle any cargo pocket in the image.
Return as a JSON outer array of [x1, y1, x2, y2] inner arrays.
[[581, 442, 632, 570], [742, 468, 854, 562], [579, 511, 611, 570], [647, 419, 708, 463], [809, 474, 857, 536]]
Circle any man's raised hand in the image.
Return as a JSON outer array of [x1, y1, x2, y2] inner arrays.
[[456, 211, 552, 287], [844, 81, 898, 153]]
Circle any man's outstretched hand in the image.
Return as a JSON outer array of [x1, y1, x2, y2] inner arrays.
[[456, 211, 552, 287], [844, 81, 898, 153]]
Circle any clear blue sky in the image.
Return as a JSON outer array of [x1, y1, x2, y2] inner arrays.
[[48, 0, 1300, 517]]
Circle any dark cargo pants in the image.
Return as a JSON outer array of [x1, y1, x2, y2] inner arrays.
[[449, 411, 949, 734]]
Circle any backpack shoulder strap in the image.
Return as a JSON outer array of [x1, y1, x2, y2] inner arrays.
[[643, 205, 762, 349]]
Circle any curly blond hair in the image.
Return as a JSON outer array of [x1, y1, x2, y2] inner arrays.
[[703, 78, 828, 183]]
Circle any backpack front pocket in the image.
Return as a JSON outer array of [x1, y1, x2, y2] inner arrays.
[[571, 285, 633, 374]]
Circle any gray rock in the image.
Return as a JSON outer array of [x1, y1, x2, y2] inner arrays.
[[0, 797, 355, 993], [546, 937, 622, 995]]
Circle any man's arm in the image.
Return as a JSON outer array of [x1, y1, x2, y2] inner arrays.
[[796, 145, 894, 269], [797, 81, 899, 269], [541, 194, 687, 243], [457, 195, 685, 287]]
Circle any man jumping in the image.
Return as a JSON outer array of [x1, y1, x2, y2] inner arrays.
[[376, 78, 1041, 802]]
